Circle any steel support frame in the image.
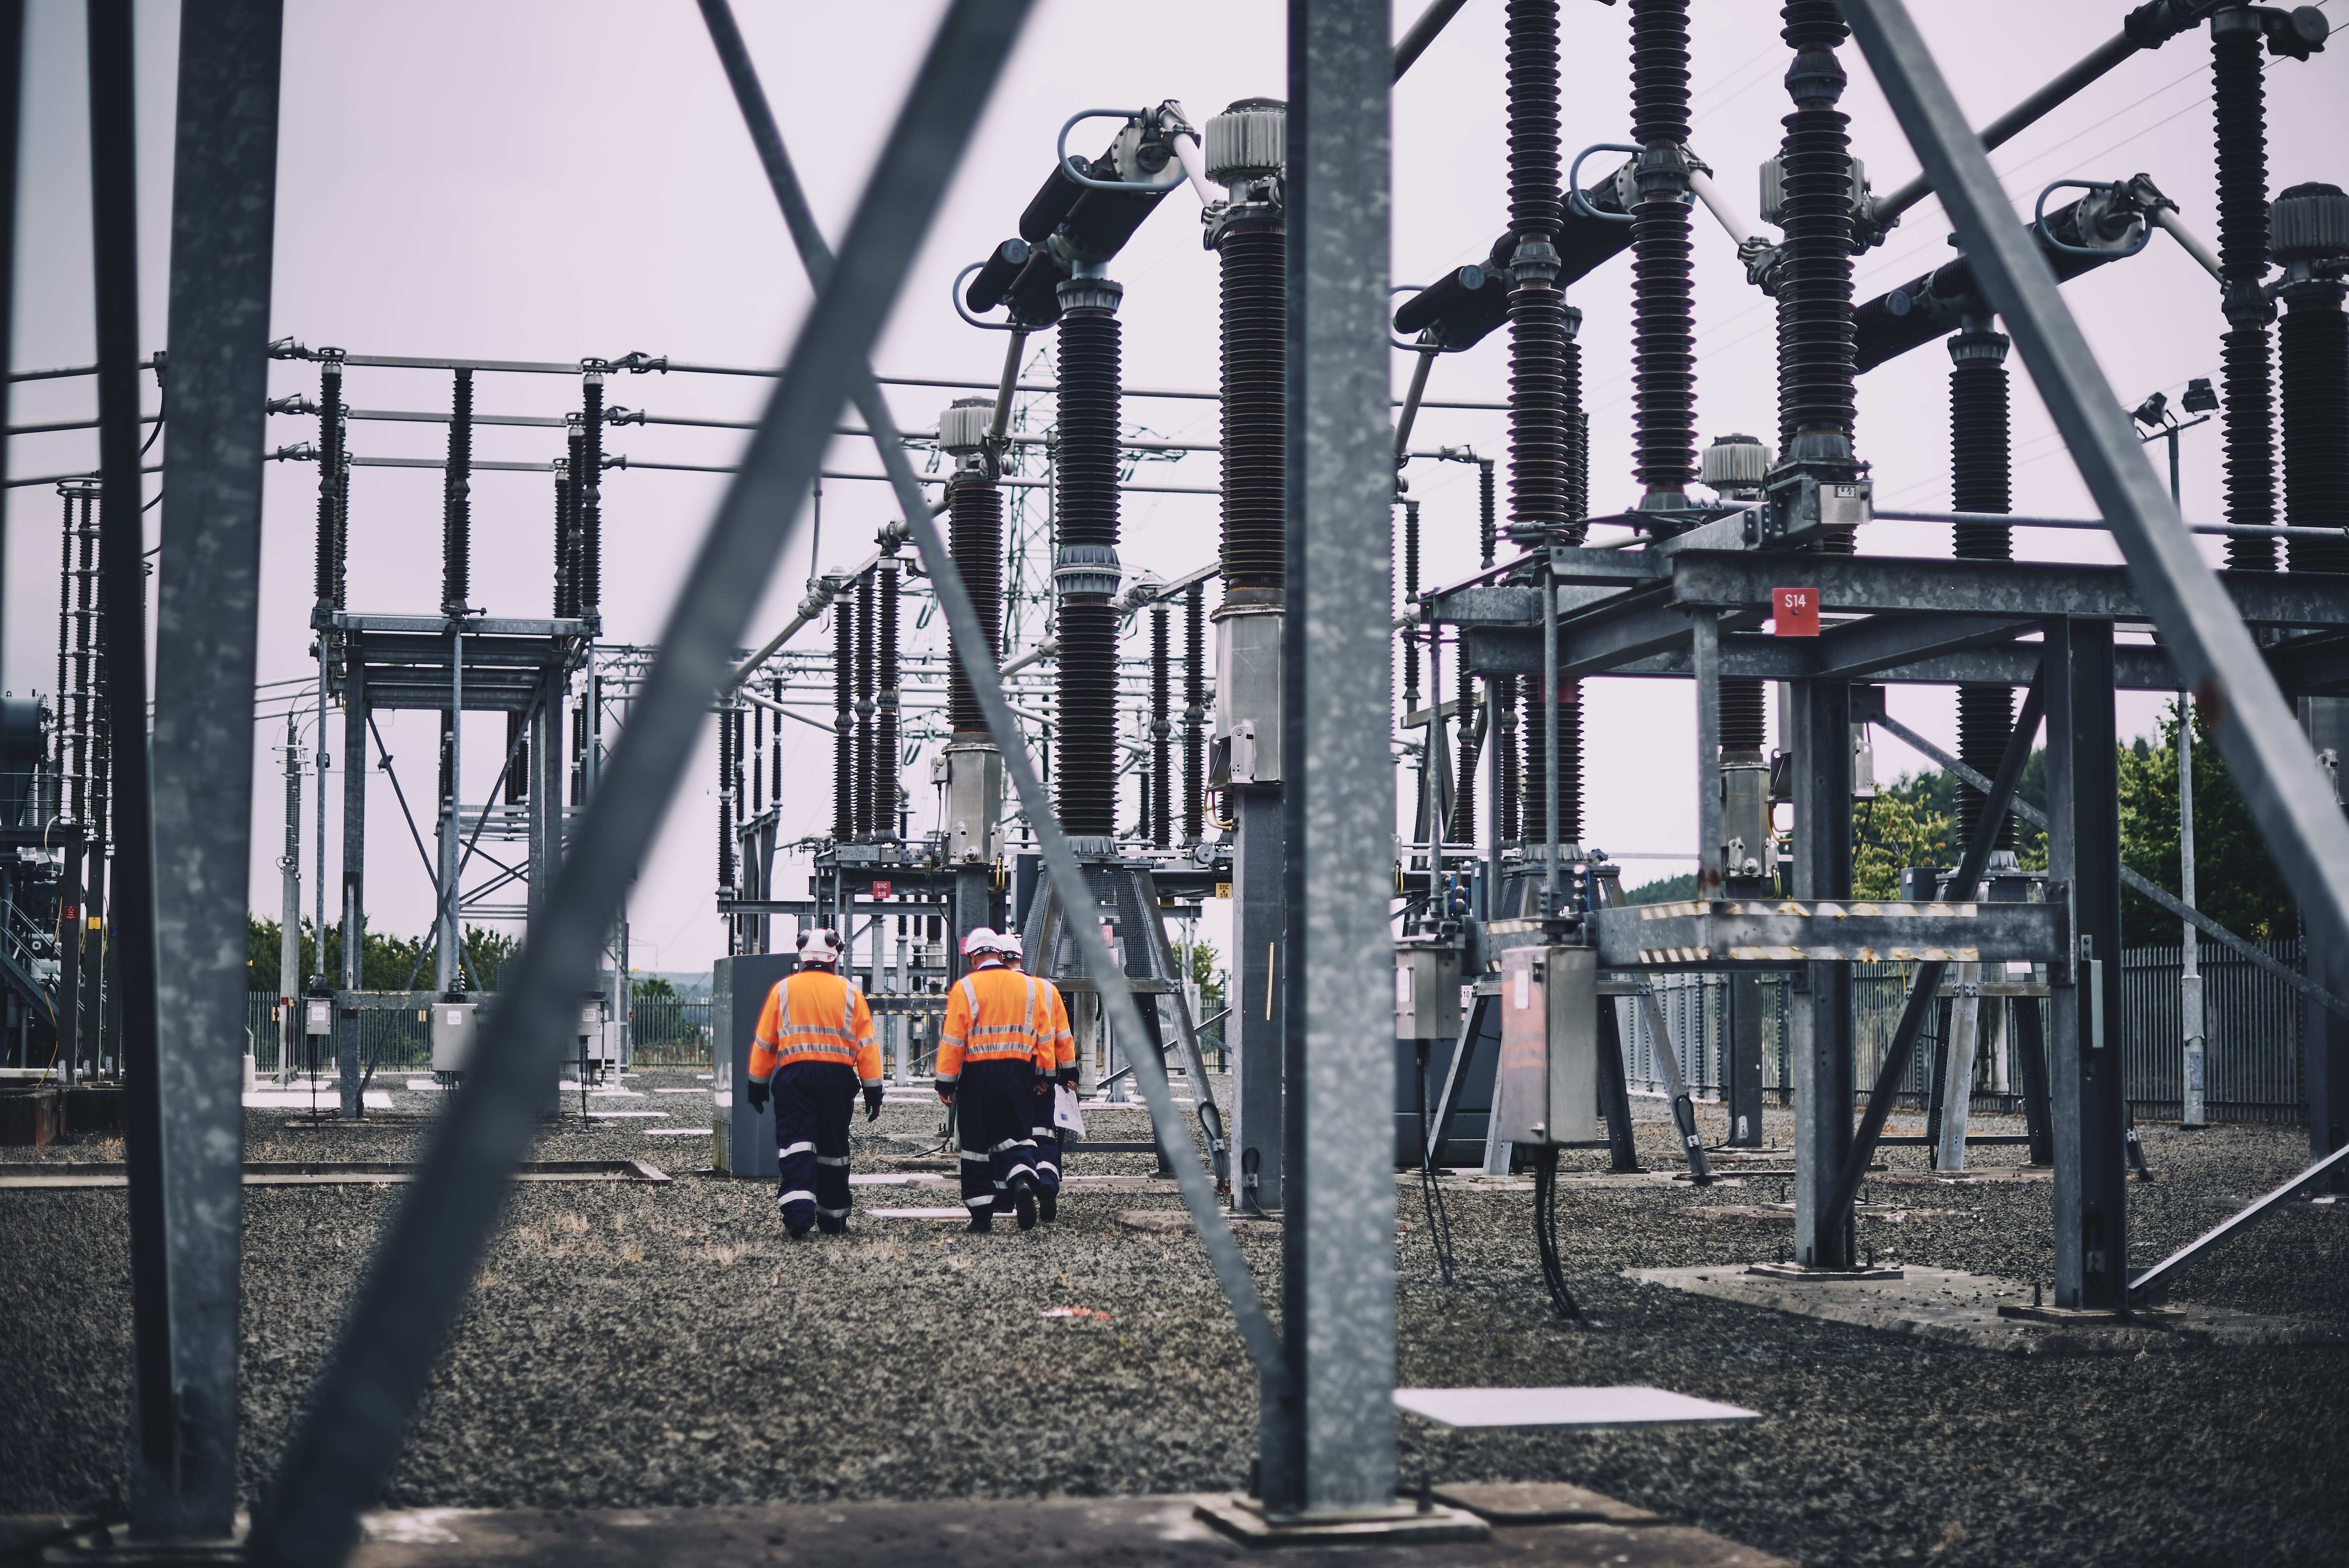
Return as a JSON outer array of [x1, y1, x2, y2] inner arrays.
[[1230, 786, 1285, 1209], [2301, 699, 2349, 1189], [2045, 617, 2128, 1310], [129, 0, 284, 1534], [250, 10, 1034, 1561], [1274, 0, 1394, 1516], [1840, 0, 2349, 987], [1789, 678, 1855, 1269]]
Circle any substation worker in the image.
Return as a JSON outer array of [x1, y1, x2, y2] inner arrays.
[[745, 929, 882, 1238], [936, 927, 1051, 1233], [991, 930, 1076, 1222]]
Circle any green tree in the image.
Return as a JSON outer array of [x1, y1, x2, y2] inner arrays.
[[1852, 772, 1958, 900], [631, 974, 679, 1002], [1624, 870, 1698, 904], [459, 925, 518, 991], [2114, 700, 2294, 943], [244, 915, 455, 992], [1183, 939, 1227, 1017]]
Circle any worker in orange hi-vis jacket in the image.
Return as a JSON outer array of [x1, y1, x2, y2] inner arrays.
[[746, 929, 881, 1238], [990, 930, 1075, 1223], [936, 927, 1052, 1233]]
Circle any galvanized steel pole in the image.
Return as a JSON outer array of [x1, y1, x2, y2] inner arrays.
[[1278, 0, 1396, 1515], [137, 0, 285, 1538]]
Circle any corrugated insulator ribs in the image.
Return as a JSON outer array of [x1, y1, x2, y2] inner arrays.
[[2276, 183, 2349, 573], [1521, 676, 1547, 844], [1506, 0, 1572, 542], [854, 573, 875, 841], [718, 707, 736, 888], [1494, 675, 1520, 844], [832, 593, 854, 843], [506, 710, 528, 805], [1218, 225, 1285, 590], [1055, 305, 1122, 839], [2213, 12, 2277, 570], [1777, 0, 1855, 460], [1151, 602, 1171, 850], [579, 365, 606, 613], [1950, 326, 2014, 851], [876, 564, 901, 839], [315, 356, 344, 605], [443, 368, 472, 617], [1183, 582, 1204, 844], [1631, 0, 1695, 504], [1451, 658, 1479, 845], [946, 476, 1003, 736], [1719, 679, 1765, 753]]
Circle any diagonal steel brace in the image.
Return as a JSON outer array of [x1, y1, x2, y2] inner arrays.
[[695, 0, 1282, 1381], [246, 9, 1033, 1564], [1825, 665, 2045, 1228]]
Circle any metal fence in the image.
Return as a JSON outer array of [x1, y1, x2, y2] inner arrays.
[[631, 994, 714, 1067], [2123, 940, 2303, 1124], [1618, 943, 2306, 1126]]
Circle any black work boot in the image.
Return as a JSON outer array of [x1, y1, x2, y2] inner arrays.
[[966, 1211, 993, 1234], [817, 1215, 848, 1236], [1013, 1178, 1039, 1231], [1038, 1187, 1058, 1223]]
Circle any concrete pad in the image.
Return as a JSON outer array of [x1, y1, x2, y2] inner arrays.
[[1116, 1210, 1286, 1236], [1632, 1265, 2345, 1355], [324, 1497, 1791, 1568], [864, 1206, 975, 1220], [244, 1090, 392, 1110]]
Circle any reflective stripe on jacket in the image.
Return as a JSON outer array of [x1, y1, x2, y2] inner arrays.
[[935, 965, 1048, 1082], [750, 969, 881, 1086], [1038, 976, 1074, 1069]]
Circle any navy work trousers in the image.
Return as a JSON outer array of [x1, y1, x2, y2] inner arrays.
[[955, 1057, 1040, 1213], [773, 1059, 857, 1231]]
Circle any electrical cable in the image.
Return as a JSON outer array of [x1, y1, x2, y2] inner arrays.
[[1414, 1041, 1457, 1286], [1531, 1144, 1584, 1320]]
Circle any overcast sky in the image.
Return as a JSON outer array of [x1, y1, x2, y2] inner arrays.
[[5, 0, 2344, 980]]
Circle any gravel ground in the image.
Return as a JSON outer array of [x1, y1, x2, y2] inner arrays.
[[2, 1071, 2344, 1568]]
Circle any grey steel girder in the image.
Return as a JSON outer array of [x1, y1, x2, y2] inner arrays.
[[1592, 898, 2068, 971]]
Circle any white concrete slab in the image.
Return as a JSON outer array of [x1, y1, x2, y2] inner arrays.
[[1394, 1386, 1760, 1430], [865, 1206, 975, 1220], [245, 1090, 392, 1110]]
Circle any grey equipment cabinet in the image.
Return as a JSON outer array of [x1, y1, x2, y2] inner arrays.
[[711, 952, 798, 1178], [1493, 944, 1600, 1146]]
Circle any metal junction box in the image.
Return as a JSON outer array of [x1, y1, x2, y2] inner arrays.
[[1394, 941, 1463, 1041], [1493, 944, 1599, 1147], [429, 1000, 478, 1075], [303, 994, 333, 1037], [711, 952, 797, 1178]]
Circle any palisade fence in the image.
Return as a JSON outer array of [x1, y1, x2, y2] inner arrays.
[[241, 992, 718, 1076], [1618, 939, 2306, 1126]]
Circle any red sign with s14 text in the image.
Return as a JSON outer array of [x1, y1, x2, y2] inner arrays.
[[1772, 587, 1820, 637]]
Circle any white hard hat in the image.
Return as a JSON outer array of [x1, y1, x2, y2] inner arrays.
[[798, 930, 841, 966], [960, 926, 1000, 958], [987, 930, 1025, 962]]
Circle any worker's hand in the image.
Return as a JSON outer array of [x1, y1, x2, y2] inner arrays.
[[745, 1080, 770, 1114], [1057, 1067, 1079, 1090], [1034, 1077, 1053, 1097], [936, 1084, 956, 1105], [864, 1085, 884, 1121]]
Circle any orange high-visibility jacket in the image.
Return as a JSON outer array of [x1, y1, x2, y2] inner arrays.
[[749, 968, 880, 1087], [1035, 973, 1074, 1071], [936, 964, 1055, 1082]]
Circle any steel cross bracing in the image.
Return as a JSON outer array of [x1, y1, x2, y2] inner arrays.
[[248, 7, 1034, 1562]]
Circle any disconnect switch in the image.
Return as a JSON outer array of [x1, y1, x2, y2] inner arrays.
[[1493, 945, 1600, 1146]]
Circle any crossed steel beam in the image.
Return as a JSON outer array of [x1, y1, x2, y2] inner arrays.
[[247, 5, 1034, 1561], [1841, 0, 2349, 969], [692, 0, 1282, 1381]]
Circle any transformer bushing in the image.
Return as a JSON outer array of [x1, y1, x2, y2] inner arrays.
[[313, 350, 345, 610], [875, 561, 901, 841], [1053, 275, 1125, 850], [2274, 182, 2349, 572], [1762, 0, 1870, 551], [1504, 0, 1580, 547], [1631, 0, 1697, 517], [1950, 325, 2019, 852], [1182, 581, 1205, 844], [938, 399, 1005, 866], [578, 361, 606, 624], [1206, 99, 1286, 791], [2214, 6, 2279, 570], [831, 586, 853, 844], [442, 369, 472, 618], [854, 572, 875, 840]]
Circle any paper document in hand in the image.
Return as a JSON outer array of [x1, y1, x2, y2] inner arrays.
[[1052, 1084, 1086, 1136]]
